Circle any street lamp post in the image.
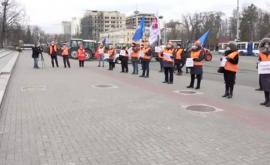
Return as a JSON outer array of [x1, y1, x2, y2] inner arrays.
[[236, 0, 240, 41]]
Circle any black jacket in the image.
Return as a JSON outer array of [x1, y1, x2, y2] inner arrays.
[[32, 46, 42, 58]]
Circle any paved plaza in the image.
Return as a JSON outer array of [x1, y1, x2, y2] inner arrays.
[[0, 51, 269, 165]]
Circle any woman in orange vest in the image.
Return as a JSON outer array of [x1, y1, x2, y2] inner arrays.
[[187, 41, 205, 89], [131, 42, 140, 75], [258, 38, 270, 107], [49, 41, 59, 68], [160, 42, 175, 84], [77, 44, 86, 67], [61, 43, 70, 68], [140, 41, 152, 78], [222, 41, 239, 99], [108, 45, 116, 70]]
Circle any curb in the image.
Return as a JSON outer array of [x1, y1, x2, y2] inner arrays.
[[0, 52, 19, 107]]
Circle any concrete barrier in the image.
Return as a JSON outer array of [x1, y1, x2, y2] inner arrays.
[[0, 52, 19, 107]]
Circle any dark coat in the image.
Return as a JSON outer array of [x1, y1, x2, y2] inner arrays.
[[32, 46, 41, 58], [259, 52, 270, 92]]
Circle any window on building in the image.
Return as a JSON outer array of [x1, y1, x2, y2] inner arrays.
[[111, 17, 116, 19], [105, 17, 109, 19]]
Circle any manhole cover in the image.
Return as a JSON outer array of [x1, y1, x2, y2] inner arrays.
[[174, 90, 202, 95], [92, 84, 118, 89], [21, 85, 47, 92], [186, 105, 216, 112]]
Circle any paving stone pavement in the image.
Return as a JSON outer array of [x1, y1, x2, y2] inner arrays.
[[0, 51, 270, 165]]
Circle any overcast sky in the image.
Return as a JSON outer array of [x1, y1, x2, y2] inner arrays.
[[16, 0, 270, 34]]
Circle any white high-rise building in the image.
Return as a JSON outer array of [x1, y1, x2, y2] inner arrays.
[[71, 17, 81, 36]]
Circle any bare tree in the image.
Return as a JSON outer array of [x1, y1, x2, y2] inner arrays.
[[0, 0, 25, 47]]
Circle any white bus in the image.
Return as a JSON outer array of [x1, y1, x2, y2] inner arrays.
[[218, 41, 260, 56]]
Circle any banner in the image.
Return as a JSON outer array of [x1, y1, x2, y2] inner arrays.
[[220, 57, 227, 67]]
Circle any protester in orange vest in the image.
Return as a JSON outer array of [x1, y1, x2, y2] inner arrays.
[[107, 45, 116, 70], [160, 41, 175, 84], [97, 43, 105, 67], [187, 41, 205, 89], [158, 48, 164, 72], [77, 44, 86, 67], [131, 42, 140, 75], [258, 38, 270, 107], [174, 43, 185, 75], [222, 41, 239, 99], [140, 41, 152, 78], [49, 41, 59, 68], [61, 43, 70, 68]]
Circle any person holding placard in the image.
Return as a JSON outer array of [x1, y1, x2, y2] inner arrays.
[[186, 41, 205, 89], [222, 41, 239, 99], [140, 41, 152, 78], [258, 38, 270, 107], [108, 45, 116, 71], [160, 42, 175, 84], [120, 46, 129, 73], [131, 42, 140, 75], [97, 43, 105, 67]]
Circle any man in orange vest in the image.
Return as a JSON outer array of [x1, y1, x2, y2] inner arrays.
[[160, 42, 175, 84], [97, 43, 105, 67], [187, 41, 205, 89], [61, 43, 70, 68], [48, 41, 59, 68], [77, 44, 86, 67], [258, 38, 270, 107], [131, 42, 140, 75], [174, 43, 185, 75], [140, 41, 152, 78], [222, 41, 239, 99], [108, 45, 116, 70]]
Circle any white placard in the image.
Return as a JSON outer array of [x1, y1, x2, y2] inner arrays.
[[258, 61, 270, 74], [103, 53, 109, 60], [120, 50, 126, 56], [155, 46, 162, 53], [220, 57, 227, 67], [139, 51, 144, 58], [185, 58, 194, 67]]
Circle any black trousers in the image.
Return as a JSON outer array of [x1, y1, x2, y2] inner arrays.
[[175, 59, 184, 74], [189, 74, 202, 88], [264, 91, 270, 102], [109, 61, 115, 70], [79, 60, 84, 67], [63, 56, 70, 68], [141, 61, 150, 77], [51, 55, 59, 67], [223, 70, 236, 95], [164, 67, 174, 83], [121, 57, 128, 72]]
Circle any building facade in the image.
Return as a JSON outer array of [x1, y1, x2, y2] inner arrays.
[[126, 11, 155, 29], [81, 10, 126, 40], [62, 21, 71, 35], [71, 17, 81, 37]]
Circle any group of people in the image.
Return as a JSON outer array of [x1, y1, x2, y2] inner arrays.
[[31, 38, 270, 108]]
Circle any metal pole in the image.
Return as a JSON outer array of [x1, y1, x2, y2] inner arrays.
[[236, 0, 240, 41]]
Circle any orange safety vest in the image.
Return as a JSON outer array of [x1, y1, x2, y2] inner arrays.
[[225, 51, 239, 72], [162, 49, 174, 63], [77, 48, 86, 60], [191, 50, 203, 66], [49, 45, 57, 55], [131, 52, 139, 58], [108, 49, 115, 59], [142, 47, 151, 60], [259, 53, 270, 61], [175, 48, 184, 60], [62, 47, 69, 56]]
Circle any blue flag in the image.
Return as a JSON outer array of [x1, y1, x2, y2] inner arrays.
[[132, 17, 145, 41], [198, 30, 209, 47]]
